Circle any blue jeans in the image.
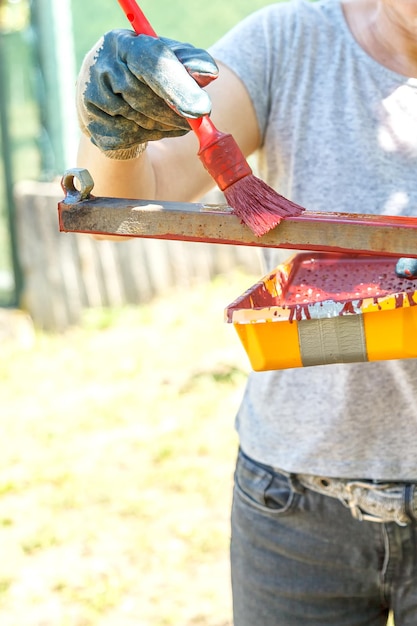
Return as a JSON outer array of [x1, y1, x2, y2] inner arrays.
[[231, 450, 417, 626]]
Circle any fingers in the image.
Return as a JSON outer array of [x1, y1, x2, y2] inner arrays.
[[395, 258, 417, 279], [159, 37, 219, 88], [118, 33, 214, 118]]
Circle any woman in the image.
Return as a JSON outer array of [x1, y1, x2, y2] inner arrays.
[[77, 1, 417, 623]]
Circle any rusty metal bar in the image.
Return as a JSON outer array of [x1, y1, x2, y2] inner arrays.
[[58, 168, 417, 257]]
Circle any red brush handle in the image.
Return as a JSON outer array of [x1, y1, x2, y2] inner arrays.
[[117, 0, 219, 149], [117, 0, 157, 37]]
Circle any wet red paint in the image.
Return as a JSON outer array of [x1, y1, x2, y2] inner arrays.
[[227, 253, 417, 323], [288, 304, 312, 323], [282, 255, 416, 305]]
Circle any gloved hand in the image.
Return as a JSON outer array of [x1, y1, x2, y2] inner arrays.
[[395, 258, 417, 279], [76, 30, 219, 159]]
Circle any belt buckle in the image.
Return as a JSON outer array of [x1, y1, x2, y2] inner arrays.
[[344, 481, 408, 526]]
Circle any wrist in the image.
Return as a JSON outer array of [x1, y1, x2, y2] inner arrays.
[[102, 142, 148, 160]]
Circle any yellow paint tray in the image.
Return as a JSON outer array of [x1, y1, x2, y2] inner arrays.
[[225, 253, 417, 371]]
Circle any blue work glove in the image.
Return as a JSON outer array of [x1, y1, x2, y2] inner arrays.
[[76, 30, 218, 159], [395, 258, 417, 279]]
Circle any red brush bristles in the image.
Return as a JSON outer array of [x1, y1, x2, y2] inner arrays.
[[224, 175, 306, 237], [192, 119, 306, 236]]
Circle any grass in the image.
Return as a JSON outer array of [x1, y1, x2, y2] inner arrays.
[[0, 270, 400, 625], [0, 271, 256, 626]]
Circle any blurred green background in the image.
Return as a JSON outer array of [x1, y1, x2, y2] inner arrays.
[[72, 0, 280, 61], [0, 0, 280, 308]]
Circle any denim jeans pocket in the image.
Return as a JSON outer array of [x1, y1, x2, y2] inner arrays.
[[234, 450, 298, 516]]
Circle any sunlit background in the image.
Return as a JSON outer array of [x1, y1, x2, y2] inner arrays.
[[0, 0, 274, 308], [0, 1, 275, 625]]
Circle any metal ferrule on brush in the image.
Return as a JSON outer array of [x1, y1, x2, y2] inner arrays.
[[197, 133, 252, 191], [187, 115, 252, 191]]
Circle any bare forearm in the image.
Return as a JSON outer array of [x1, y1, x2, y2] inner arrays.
[[77, 131, 217, 203], [77, 135, 156, 200]]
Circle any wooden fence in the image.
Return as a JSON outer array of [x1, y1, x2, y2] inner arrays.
[[14, 179, 262, 331]]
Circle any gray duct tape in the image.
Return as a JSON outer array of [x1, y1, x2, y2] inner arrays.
[[298, 315, 368, 367]]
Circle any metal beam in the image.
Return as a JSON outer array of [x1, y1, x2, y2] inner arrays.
[[58, 169, 417, 258]]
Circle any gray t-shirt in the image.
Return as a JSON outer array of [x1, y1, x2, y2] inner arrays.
[[210, 0, 417, 480]]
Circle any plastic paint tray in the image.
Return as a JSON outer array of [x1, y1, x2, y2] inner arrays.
[[225, 252, 417, 371]]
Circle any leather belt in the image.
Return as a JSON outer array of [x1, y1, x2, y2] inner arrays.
[[296, 474, 417, 526]]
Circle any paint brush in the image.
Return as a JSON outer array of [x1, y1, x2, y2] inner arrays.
[[117, 0, 306, 236]]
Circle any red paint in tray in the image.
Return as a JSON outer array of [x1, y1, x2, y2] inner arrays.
[[226, 253, 417, 324]]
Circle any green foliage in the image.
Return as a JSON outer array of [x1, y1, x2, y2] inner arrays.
[[71, 0, 283, 68]]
